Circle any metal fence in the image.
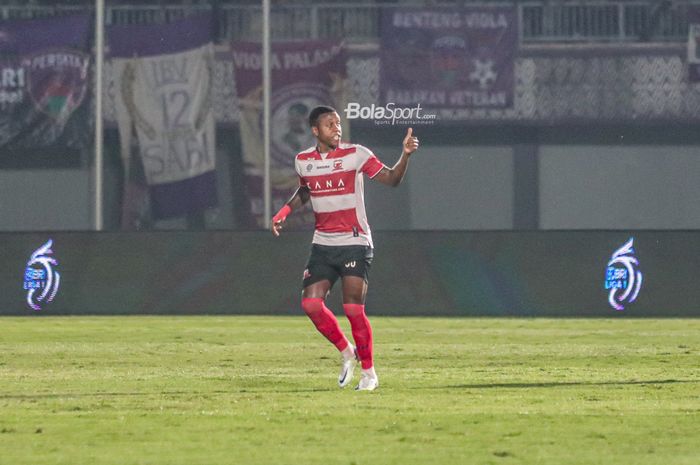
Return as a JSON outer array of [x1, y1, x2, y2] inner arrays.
[[0, 1, 696, 43], [520, 1, 693, 42], [107, 3, 209, 26], [217, 2, 697, 43]]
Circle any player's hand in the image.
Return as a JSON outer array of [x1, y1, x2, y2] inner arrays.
[[403, 127, 419, 155], [271, 218, 284, 237], [271, 204, 291, 237]]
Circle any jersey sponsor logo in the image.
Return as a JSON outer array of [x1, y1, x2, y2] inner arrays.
[[311, 178, 345, 191], [305, 170, 356, 197]]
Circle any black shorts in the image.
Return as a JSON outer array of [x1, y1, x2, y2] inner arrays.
[[302, 244, 373, 288]]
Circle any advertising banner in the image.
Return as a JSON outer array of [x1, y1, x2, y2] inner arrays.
[[232, 40, 348, 228], [380, 7, 517, 109], [111, 15, 217, 222], [0, 14, 92, 152], [1, 231, 697, 317]]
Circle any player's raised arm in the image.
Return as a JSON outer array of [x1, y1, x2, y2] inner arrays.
[[271, 185, 311, 236], [373, 127, 420, 187]]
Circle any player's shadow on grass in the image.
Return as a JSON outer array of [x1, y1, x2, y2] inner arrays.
[[436, 379, 696, 390]]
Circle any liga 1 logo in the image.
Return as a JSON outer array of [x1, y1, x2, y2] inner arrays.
[[23, 239, 61, 311], [25, 48, 89, 121], [604, 238, 643, 311]]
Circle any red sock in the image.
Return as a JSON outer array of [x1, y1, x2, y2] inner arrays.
[[343, 303, 373, 369], [301, 298, 349, 351]]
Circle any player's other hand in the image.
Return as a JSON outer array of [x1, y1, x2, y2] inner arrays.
[[271, 204, 291, 237], [403, 127, 419, 155], [271, 217, 284, 237]]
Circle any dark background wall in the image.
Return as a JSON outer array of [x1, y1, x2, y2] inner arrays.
[[2, 124, 700, 232]]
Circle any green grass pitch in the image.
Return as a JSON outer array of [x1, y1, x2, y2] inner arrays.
[[1, 316, 699, 465]]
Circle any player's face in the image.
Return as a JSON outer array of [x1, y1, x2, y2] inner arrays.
[[312, 112, 342, 150]]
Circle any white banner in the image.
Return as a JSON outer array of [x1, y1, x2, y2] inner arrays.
[[113, 44, 216, 185]]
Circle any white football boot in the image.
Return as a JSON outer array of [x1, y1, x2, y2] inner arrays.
[[355, 368, 379, 391], [338, 346, 358, 388]]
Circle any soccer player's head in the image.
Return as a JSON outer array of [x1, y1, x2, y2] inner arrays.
[[308, 105, 341, 149]]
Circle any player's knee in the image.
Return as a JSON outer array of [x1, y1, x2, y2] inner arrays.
[[343, 303, 365, 317], [301, 297, 324, 315]]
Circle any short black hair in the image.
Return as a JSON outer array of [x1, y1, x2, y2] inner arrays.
[[308, 105, 337, 127]]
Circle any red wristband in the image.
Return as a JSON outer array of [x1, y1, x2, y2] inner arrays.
[[272, 204, 292, 223]]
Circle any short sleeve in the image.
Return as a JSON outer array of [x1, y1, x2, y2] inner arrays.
[[358, 147, 386, 178], [294, 157, 306, 186]]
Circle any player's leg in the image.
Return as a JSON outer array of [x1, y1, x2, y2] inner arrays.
[[301, 279, 350, 353], [301, 246, 356, 387], [339, 247, 379, 391]]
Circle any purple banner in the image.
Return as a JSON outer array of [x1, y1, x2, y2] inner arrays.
[[232, 41, 347, 228], [0, 14, 91, 150], [688, 7, 700, 82], [149, 171, 218, 220], [380, 7, 517, 109], [108, 14, 212, 58], [0, 14, 90, 54]]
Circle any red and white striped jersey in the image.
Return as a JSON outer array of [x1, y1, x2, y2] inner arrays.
[[295, 142, 386, 247]]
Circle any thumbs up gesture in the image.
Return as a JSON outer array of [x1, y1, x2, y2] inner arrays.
[[402, 127, 419, 155]]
